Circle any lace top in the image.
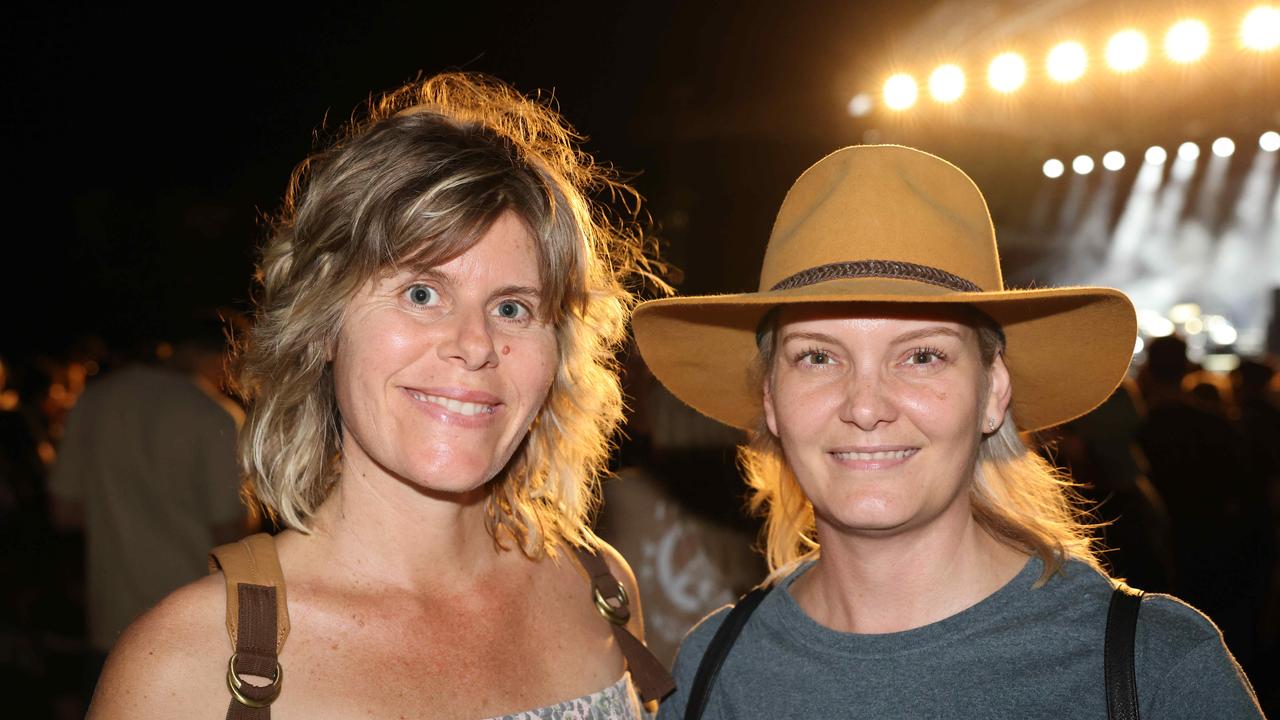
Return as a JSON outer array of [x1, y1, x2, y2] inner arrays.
[[486, 673, 649, 720]]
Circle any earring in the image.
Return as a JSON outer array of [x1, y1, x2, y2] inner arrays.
[[987, 418, 997, 432]]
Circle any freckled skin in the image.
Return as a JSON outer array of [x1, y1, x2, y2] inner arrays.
[[332, 212, 559, 497], [762, 305, 1011, 538], [86, 212, 645, 719]]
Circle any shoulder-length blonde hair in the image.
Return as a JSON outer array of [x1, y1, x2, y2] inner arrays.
[[235, 72, 663, 556], [741, 310, 1102, 585]]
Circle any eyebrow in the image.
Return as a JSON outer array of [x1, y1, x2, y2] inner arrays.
[[892, 326, 965, 344], [778, 326, 964, 346], [778, 331, 843, 348], [492, 285, 543, 303]]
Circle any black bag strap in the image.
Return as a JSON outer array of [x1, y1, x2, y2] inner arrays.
[[685, 581, 1142, 720], [684, 586, 771, 720], [1105, 583, 1144, 720]]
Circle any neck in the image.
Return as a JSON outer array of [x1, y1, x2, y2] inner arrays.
[[301, 458, 505, 595], [792, 502, 1028, 634]]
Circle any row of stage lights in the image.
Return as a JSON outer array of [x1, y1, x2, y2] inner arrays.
[[849, 6, 1280, 114], [1042, 131, 1280, 178]]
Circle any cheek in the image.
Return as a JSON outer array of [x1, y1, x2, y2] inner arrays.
[[898, 382, 979, 443]]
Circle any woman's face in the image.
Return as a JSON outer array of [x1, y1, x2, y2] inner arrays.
[[331, 211, 558, 496], [762, 304, 1011, 538]]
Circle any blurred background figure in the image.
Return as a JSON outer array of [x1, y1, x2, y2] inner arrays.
[[1050, 380, 1175, 593], [598, 347, 764, 666], [1134, 335, 1276, 682], [45, 315, 254, 700]]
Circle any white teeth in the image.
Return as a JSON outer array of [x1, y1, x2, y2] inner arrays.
[[832, 449, 916, 461], [407, 390, 496, 416]]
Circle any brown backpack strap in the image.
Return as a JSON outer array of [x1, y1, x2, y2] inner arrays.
[[209, 533, 290, 718], [572, 545, 676, 703]]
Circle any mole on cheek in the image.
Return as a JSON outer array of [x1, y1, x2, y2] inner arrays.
[[501, 346, 511, 355]]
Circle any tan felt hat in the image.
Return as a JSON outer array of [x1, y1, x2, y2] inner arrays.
[[633, 145, 1137, 432]]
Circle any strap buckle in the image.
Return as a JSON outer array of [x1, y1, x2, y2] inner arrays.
[[593, 580, 631, 625], [227, 652, 284, 708]]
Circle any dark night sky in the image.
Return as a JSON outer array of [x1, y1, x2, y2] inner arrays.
[[3, 1, 939, 357]]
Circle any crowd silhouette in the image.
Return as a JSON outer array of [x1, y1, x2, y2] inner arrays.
[[2, 332, 1278, 717]]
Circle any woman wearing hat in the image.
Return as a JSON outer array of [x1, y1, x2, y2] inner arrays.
[[637, 146, 1263, 718], [88, 73, 672, 719]]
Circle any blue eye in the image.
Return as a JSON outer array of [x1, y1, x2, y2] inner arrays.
[[495, 300, 529, 320], [405, 284, 438, 306]]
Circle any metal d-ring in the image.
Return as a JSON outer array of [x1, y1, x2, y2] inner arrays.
[[593, 581, 631, 625], [227, 652, 283, 708]]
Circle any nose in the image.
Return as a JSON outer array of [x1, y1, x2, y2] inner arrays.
[[838, 371, 897, 431], [437, 307, 499, 370]]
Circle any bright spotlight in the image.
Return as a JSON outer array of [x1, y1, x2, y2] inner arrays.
[[988, 52, 1027, 93], [1107, 29, 1149, 72], [1137, 309, 1176, 337], [1145, 146, 1168, 164], [1102, 151, 1126, 171], [1241, 6, 1280, 51], [1261, 130, 1280, 151], [883, 74, 918, 111], [1212, 137, 1236, 157], [929, 64, 966, 103], [1043, 159, 1065, 178], [1178, 141, 1201, 161], [1166, 19, 1210, 63], [847, 93, 874, 117], [1073, 155, 1095, 174], [1206, 315, 1239, 345], [1169, 303, 1202, 324], [1048, 41, 1088, 83]]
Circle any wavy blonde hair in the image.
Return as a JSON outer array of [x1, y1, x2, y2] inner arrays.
[[235, 73, 663, 556], [741, 309, 1102, 585]]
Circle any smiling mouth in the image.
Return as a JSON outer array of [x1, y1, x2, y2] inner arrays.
[[405, 389, 498, 417], [830, 448, 919, 462]]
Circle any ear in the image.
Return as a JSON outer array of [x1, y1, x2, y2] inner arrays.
[[762, 375, 780, 437], [983, 352, 1013, 431]]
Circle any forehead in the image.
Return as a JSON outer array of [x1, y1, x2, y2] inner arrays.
[[390, 210, 543, 281], [774, 303, 979, 340]]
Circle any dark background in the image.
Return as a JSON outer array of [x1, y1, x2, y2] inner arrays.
[[2, 0, 949, 356]]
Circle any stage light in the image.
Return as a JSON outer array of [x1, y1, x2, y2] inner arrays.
[[1241, 6, 1280, 51], [1043, 159, 1065, 178], [1261, 131, 1280, 151], [1169, 303, 1202, 324], [929, 64, 966, 103], [1206, 315, 1239, 345], [847, 93, 873, 117], [1103, 151, 1126, 171], [1133, 336, 1145, 355], [988, 52, 1027, 93], [1137, 309, 1176, 337], [1212, 137, 1236, 157], [1073, 155, 1095, 174], [1178, 141, 1201, 161], [883, 74, 918, 111], [1166, 19, 1210, 63], [1107, 29, 1149, 72], [1047, 41, 1088, 83], [1145, 146, 1168, 164], [1184, 316, 1205, 335]]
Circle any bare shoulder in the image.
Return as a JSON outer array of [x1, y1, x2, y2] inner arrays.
[[88, 573, 231, 720], [592, 538, 645, 639]]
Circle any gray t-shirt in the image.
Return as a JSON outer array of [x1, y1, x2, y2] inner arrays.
[[659, 556, 1262, 719]]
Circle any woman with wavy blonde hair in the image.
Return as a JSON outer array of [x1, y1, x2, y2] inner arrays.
[[635, 145, 1261, 718], [89, 72, 672, 719]]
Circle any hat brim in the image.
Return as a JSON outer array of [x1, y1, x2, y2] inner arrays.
[[633, 277, 1137, 432]]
